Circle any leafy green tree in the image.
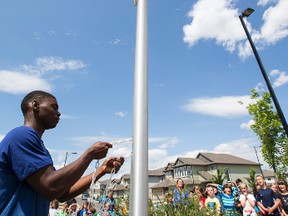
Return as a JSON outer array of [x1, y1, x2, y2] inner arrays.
[[247, 168, 256, 190], [210, 168, 225, 185], [243, 89, 288, 178]]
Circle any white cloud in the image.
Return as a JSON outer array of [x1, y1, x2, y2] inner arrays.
[[212, 138, 269, 169], [0, 70, 52, 94], [258, 0, 276, 6], [0, 57, 86, 94], [240, 119, 255, 129], [183, 0, 288, 59], [182, 95, 253, 118], [110, 39, 121, 45], [183, 0, 245, 52], [0, 134, 4, 142], [115, 111, 126, 117], [270, 69, 288, 87], [157, 137, 181, 149], [49, 135, 270, 178], [146, 137, 270, 171], [33, 32, 42, 40], [22, 57, 86, 76], [254, 83, 265, 92], [260, 0, 288, 44]]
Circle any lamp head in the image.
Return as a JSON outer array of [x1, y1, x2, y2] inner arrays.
[[242, 8, 254, 17]]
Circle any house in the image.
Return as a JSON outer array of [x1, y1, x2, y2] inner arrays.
[[151, 152, 262, 201], [88, 152, 267, 202]]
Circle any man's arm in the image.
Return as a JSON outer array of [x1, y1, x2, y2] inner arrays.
[[25, 142, 117, 201], [57, 157, 124, 202]]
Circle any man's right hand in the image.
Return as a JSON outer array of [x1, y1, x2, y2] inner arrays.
[[88, 141, 113, 159]]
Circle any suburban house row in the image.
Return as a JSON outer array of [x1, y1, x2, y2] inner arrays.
[[89, 152, 276, 202]]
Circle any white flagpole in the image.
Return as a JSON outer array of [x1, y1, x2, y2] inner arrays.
[[130, 0, 148, 215]]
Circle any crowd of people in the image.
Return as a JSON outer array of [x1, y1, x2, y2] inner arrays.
[[48, 191, 125, 216], [169, 175, 288, 215], [47, 174, 288, 216]]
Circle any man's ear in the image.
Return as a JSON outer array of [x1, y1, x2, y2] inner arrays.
[[31, 100, 40, 112]]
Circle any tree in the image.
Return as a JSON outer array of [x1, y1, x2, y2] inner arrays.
[[210, 168, 226, 185], [247, 168, 256, 191], [243, 89, 288, 178]]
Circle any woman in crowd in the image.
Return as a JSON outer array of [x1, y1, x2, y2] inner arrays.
[[173, 178, 189, 207], [277, 179, 288, 216]]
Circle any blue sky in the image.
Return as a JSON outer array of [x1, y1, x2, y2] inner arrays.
[[1, 0, 288, 179]]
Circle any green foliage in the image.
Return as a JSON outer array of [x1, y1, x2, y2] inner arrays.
[[247, 168, 256, 192], [210, 168, 226, 185], [148, 194, 212, 216], [244, 89, 288, 177]]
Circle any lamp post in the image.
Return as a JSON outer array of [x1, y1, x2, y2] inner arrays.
[[239, 8, 288, 138], [64, 152, 77, 166], [253, 146, 264, 177]]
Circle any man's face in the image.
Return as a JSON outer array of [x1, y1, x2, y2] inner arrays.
[[37, 97, 61, 129]]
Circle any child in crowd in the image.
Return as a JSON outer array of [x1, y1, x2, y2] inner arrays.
[[58, 203, 69, 216], [83, 203, 97, 216], [217, 183, 239, 216], [205, 186, 221, 216], [278, 179, 288, 215], [239, 183, 257, 216], [49, 199, 59, 216], [256, 175, 281, 216]]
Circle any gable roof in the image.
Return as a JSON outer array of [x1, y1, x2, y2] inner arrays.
[[196, 152, 259, 165], [164, 162, 175, 172], [148, 167, 165, 176], [197, 170, 213, 180], [174, 157, 206, 167]]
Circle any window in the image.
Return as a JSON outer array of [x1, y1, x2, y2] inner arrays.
[[224, 169, 231, 182], [187, 166, 192, 176]]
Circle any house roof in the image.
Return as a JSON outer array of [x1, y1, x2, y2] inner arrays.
[[174, 157, 206, 167], [164, 162, 175, 171], [113, 184, 129, 191], [120, 174, 131, 180], [151, 178, 175, 189], [197, 171, 213, 180], [262, 169, 276, 177], [148, 167, 165, 176], [151, 178, 208, 189], [196, 152, 259, 165]]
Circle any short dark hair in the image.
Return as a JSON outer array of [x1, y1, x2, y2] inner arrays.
[[21, 90, 55, 115], [235, 178, 242, 185]]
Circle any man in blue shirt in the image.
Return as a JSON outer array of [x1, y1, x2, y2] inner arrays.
[[0, 90, 124, 216]]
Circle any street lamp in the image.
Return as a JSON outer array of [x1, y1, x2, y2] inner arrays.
[[64, 152, 77, 166], [239, 8, 288, 138], [253, 146, 264, 177]]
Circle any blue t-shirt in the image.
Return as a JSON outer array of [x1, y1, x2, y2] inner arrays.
[[173, 188, 189, 206], [0, 126, 53, 215], [256, 187, 280, 216]]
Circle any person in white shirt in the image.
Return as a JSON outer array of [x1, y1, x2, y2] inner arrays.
[[239, 183, 257, 216]]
